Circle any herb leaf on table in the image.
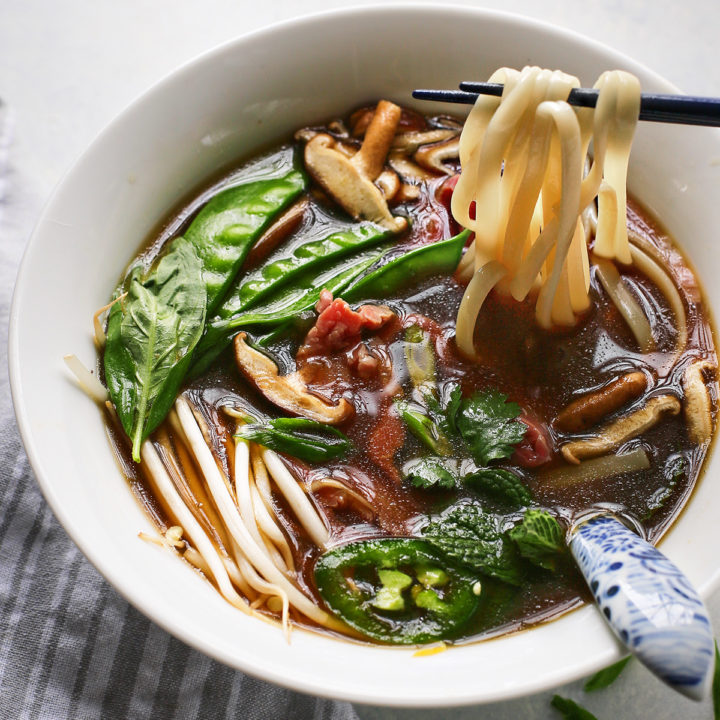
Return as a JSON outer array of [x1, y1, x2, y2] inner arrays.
[[713, 640, 720, 720], [583, 656, 631, 692], [550, 695, 599, 720]]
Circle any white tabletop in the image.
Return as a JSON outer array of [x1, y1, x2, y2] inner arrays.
[[2, 1, 719, 718]]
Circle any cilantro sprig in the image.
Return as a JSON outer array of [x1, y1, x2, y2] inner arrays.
[[400, 382, 531, 502], [454, 388, 527, 465], [424, 383, 528, 465], [404, 458, 456, 490]]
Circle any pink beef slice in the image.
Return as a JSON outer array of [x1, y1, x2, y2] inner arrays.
[[298, 290, 395, 359]]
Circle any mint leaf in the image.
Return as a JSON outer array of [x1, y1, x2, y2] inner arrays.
[[423, 502, 523, 585], [455, 389, 526, 465], [550, 696, 598, 720], [405, 459, 456, 490], [465, 467, 533, 507], [642, 453, 686, 520], [509, 509, 565, 571], [584, 656, 631, 692]]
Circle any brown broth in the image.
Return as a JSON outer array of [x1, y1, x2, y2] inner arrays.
[[106, 114, 717, 645]]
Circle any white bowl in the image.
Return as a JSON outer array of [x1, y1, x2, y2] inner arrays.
[[9, 5, 720, 707]]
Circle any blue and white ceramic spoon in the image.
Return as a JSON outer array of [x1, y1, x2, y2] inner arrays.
[[569, 514, 715, 700]]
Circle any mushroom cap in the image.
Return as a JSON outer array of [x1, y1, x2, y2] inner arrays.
[[233, 333, 354, 425], [304, 134, 406, 232]]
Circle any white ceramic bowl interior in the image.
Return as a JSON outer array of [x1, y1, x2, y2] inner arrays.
[[10, 5, 720, 707]]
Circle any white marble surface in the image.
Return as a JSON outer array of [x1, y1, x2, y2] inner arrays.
[[3, 1, 720, 718]]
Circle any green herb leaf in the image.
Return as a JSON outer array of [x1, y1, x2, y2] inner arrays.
[[455, 389, 527, 465], [236, 417, 351, 463], [584, 656, 631, 692], [642, 452, 686, 520], [465, 467, 533, 508], [405, 458, 456, 490], [104, 237, 207, 462], [550, 695, 598, 720], [713, 640, 720, 720], [423, 502, 523, 585], [443, 383, 463, 436], [508, 509, 565, 571], [424, 381, 462, 439]]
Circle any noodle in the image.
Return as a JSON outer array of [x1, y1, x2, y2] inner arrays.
[[451, 66, 641, 344]]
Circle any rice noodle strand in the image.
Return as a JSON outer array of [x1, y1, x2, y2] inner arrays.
[[174, 397, 344, 630], [451, 66, 642, 354]]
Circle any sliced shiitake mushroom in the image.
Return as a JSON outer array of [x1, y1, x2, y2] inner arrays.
[[388, 151, 436, 183], [391, 129, 457, 154], [561, 394, 681, 463], [554, 371, 648, 433], [683, 359, 717, 444], [303, 101, 407, 231], [234, 333, 354, 424], [414, 136, 460, 174], [245, 199, 309, 269]]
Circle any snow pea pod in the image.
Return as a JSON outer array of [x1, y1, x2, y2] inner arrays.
[[190, 246, 387, 376], [184, 166, 307, 314], [217, 218, 394, 319], [342, 229, 470, 302]]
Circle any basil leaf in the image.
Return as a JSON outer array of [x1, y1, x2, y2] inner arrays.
[[465, 467, 533, 508], [423, 502, 523, 586], [509, 509, 565, 571], [105, 237, 206, 461], [584, 656, 631, 692], [455, 389, 527, 465], [236, 417, 351, 463], [550, 696, 598, 720]]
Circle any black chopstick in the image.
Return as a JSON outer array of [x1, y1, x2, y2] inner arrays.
[[412, 83, 720, 128]]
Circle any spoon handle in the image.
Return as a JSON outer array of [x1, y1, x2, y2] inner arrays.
[[569, 515, 715, 700]]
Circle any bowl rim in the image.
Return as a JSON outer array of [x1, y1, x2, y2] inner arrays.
[[9, 3, 718, 707]]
